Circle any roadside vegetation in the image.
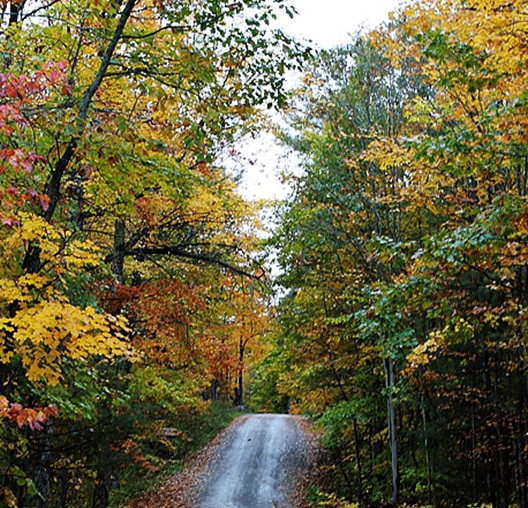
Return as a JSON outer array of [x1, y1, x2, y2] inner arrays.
[[254, 1, 528, 507], [112, 400, 239, 507], [1, 0, 527, 507]]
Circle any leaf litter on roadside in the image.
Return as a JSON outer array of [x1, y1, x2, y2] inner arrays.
[[128, 414, 322, 508]]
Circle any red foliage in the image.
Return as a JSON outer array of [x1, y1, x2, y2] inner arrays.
[[0, 62, 71, 224], [0, 396, 58, 431], [99, 281, 140, 315]]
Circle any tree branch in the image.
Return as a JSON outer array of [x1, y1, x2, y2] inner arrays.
[[106, 246, 262, 280], [44, 0, 138, 222]]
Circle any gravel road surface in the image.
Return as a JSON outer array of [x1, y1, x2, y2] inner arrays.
[[195, 414, 316, 508], [128, 413, 319, 508]]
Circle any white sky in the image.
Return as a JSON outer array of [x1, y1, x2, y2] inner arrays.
[[279, 0, 403, 48], [236, 0, 403, 201]]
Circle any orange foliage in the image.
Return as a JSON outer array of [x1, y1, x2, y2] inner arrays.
[[0, 396, 58, 431], [131, 278, 206, 365]]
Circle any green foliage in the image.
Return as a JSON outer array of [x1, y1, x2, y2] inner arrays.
[[108, 401, 239, 507], [268, 4, 528, 506], [248, 348, 292, 414]]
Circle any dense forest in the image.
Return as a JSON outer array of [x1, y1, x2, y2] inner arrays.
[[0, 0, 527, 507]]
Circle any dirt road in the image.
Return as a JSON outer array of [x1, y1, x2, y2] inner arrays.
[[129, 413, 320, 508], [197, 414, 314, 508]]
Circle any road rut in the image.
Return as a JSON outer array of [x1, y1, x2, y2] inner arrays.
[[197, 414, 310, 508], [128, 413, 320, 508]]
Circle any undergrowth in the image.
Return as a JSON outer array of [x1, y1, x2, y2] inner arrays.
[[109, 400, 240, 507]]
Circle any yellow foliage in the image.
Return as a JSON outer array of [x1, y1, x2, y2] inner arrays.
[[393, 0, 528, 149], [0, 213, 129, 386], [362, 137, 414, 172], [407, 337, 440, 368], [2, 213, 101, 275], [0, 300, 128, 385], [312, 490, 359, 507]]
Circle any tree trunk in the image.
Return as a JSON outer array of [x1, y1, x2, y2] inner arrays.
[[59, 468, 70, 508], [384, 355, 399, 505], [421, 396, 436, 508], [31, 424, 53, 508], [92, 445, 113, 508], [44, 0, 138, 224], [112, 220, 126, 284], [352, 416, 363, 501], [18, 0, 138, 276], [91, 218, 127, 508], [234, 337, 244, 407]]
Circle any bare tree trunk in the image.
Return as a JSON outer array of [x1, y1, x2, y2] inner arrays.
[[384, 356, 399, 505], [9, 1, 20, 26], [352, 416, 363, 501], [471, 394, 478, 505], [234, 335, 244, 407], [112, 220, 126, 284], [59, 468, 70, 508], [91, 219, 127, 508], [31, 424, 53, 508], [421, 396, 436, 508], [513, 409, 528, 508], [92, 445, 113, 508]]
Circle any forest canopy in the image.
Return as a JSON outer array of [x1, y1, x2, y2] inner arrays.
[[259, 0, 528, 506], [0, 0, 304, 506], [1, 0, 527, 507]]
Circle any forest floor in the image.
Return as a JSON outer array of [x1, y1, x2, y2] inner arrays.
[[128, 413, 322, 508]]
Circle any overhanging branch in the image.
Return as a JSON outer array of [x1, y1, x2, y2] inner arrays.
[[105, 246, 263, 280]]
